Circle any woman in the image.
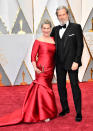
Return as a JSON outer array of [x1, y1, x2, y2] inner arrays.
[[0, 19, 57, 126]]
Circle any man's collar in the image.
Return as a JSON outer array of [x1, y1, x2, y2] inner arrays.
[[60, 21, 69, 28], [66, 21, 69, 27]]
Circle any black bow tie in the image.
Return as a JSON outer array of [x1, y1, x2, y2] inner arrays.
[[59, 24, 66, 29]]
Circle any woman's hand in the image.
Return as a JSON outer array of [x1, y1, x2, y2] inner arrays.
[[32, 61, 44, 73], [34, 67, 41, 74]]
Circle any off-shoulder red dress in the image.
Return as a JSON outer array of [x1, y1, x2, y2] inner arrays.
[[0, 39, 57, 126]]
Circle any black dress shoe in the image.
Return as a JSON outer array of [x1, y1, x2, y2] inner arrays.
[[75, 114, 82, 122], [59, 109, 70, 116]]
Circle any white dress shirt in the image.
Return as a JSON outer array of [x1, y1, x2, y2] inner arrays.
[[59, 21, 69, 39]]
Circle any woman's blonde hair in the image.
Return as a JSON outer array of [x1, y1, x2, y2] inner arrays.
[[41, 19, 52, 28]]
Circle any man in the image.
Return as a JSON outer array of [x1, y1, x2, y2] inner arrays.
[[51, 6, 84, 122]]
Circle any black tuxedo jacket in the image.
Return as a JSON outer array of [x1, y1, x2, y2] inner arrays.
[[51, 22, 84, 70]]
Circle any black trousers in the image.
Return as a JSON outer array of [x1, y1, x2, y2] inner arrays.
[[56, 63, 81, 114]]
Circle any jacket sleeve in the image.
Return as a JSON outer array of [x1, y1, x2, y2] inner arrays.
[[31, 40, 40, 62], [50, 27, 55, 37], [74, 24, 84, 64]]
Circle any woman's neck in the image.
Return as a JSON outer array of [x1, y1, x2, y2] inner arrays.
[[42, 35, 50, 39]]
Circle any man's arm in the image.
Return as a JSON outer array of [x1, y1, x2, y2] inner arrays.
[[74, 24, 84, 64], [71, 24, 84, 70], [50, 27, 55, 37]]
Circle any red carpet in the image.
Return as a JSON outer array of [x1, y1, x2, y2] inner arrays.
[[0, 82, 93, 131]]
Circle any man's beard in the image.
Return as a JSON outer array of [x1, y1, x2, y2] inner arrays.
[[60, 20, 67, 25]]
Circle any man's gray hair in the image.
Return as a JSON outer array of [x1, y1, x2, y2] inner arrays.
[[56, 6, 69, 16]]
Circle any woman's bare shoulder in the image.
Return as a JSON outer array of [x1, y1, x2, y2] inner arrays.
[[37, 37, 43, 41]]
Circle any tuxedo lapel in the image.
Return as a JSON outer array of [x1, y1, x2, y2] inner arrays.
[[62, 23, 72, 47], [55, 23, 72, 51], [55, 26, 61, 50]]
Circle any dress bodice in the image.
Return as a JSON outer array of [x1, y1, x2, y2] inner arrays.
[[31, 40, 56, 69]]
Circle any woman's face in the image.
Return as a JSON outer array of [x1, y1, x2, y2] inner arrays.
[[41, 24, 51, 37]]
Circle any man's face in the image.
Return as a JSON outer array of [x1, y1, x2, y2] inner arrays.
[[57, 8, 69, 25]]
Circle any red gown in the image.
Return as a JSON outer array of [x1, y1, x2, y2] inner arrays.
[[0, 39, 57, 126]]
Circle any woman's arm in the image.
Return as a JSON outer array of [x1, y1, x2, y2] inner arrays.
[[32, 61, 41, 73], [31, 40, 41, 73]]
